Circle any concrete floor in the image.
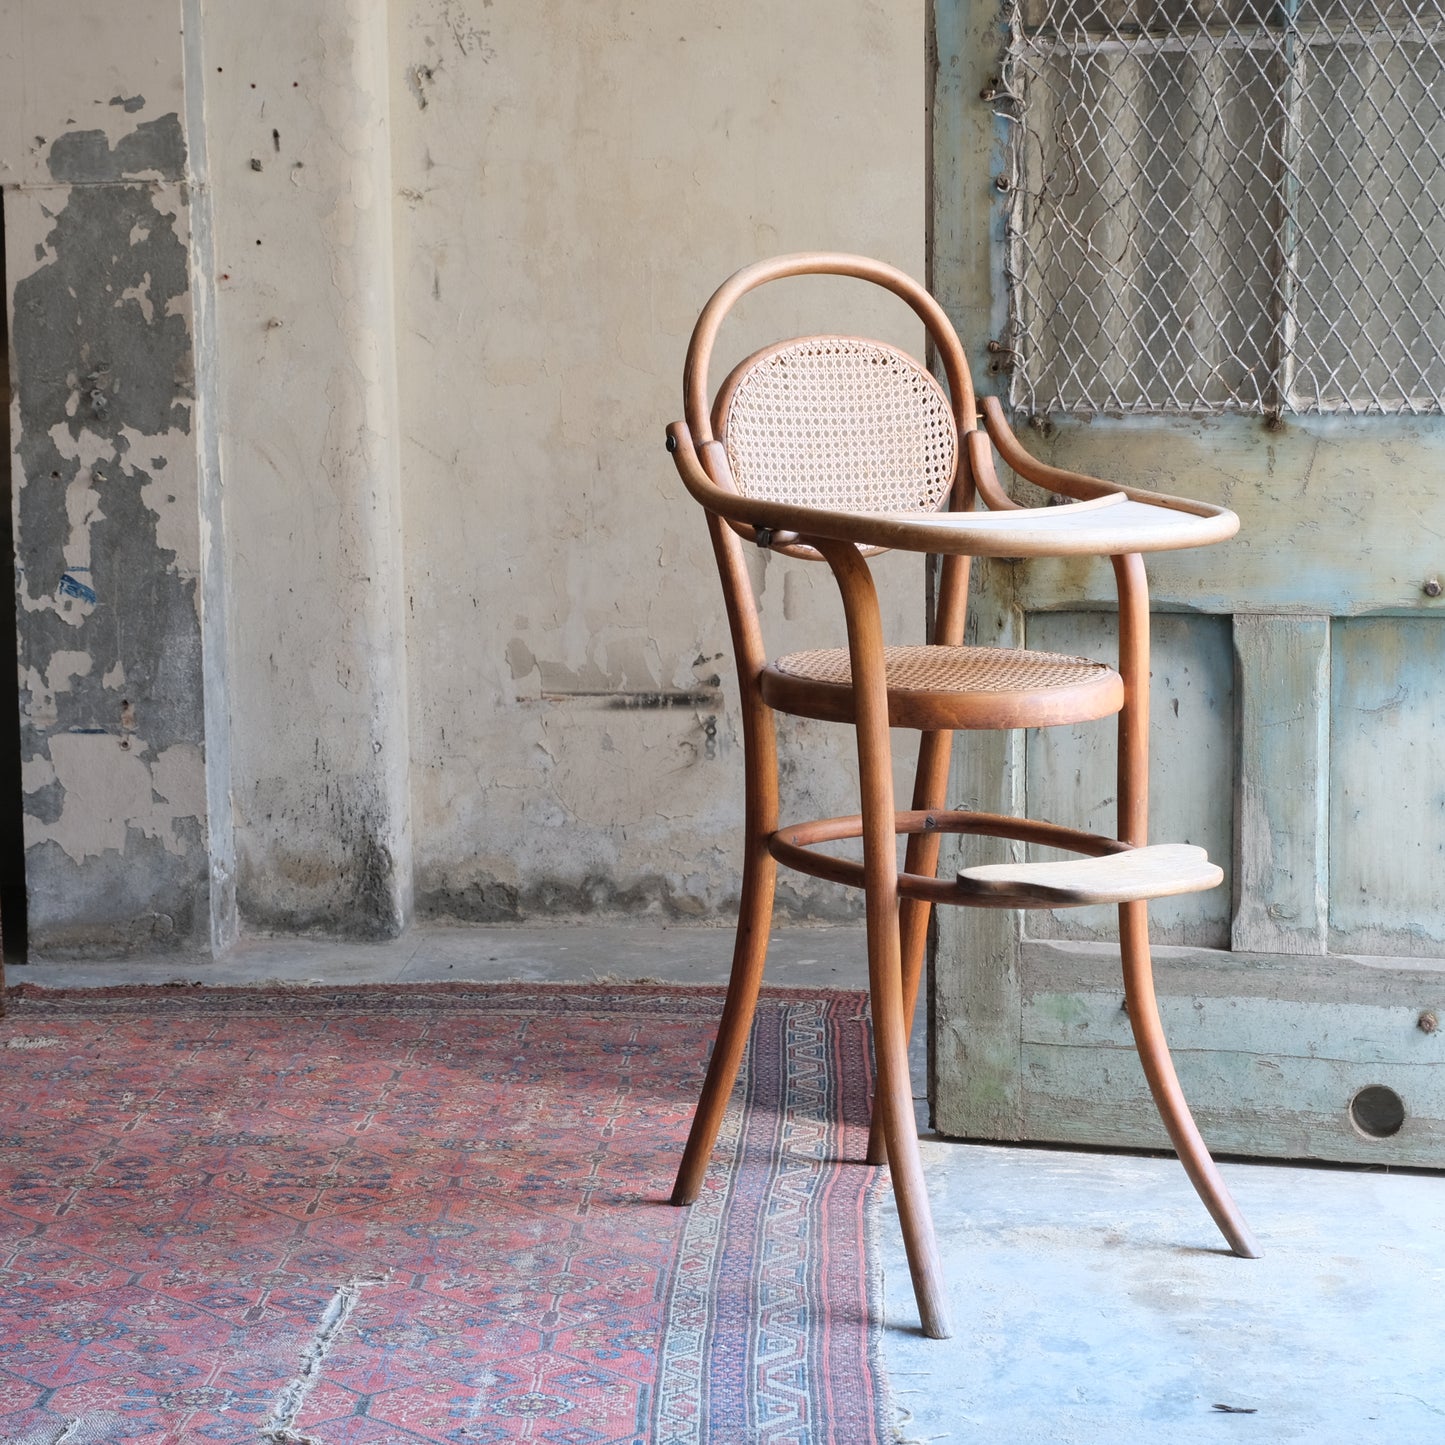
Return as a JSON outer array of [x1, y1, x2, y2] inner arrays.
[[13, 922, 1444, 1445]]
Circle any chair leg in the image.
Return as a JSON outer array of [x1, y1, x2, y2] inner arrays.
[[866, 727, 952, 1166], [863, 890, 928, 1167], [866, 895, 954, 1337], [1119, 899, 1261, 1258], [817, 536, 953, 1337], [670, 840, 777, 1206]]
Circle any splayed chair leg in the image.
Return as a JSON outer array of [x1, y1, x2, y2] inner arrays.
[[1119, 899, 1260, 1258], [866, 892, 954, 1337], [822, 535, 953, 1337], [670, 843, 777, 1206]]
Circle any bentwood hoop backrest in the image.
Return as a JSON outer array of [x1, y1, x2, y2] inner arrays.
[[683, 253, 978, 459], [716, 336, 958, 515]]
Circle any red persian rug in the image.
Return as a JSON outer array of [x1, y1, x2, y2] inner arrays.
[[0, 983, 893, 1444]]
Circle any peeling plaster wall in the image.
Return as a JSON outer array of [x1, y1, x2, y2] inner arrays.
[[2, 3, 219, 955], [1, 1, 925, 950], [391, 1, 927, 921], [0, 5, 188, 190]]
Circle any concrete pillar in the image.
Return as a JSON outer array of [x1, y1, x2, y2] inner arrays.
[[202, 0, 413, 937]]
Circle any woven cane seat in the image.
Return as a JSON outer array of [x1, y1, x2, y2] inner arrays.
[[760, 644, 1123, 730]]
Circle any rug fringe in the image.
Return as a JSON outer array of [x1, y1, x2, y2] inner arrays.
[[5, 979, 872, 1006]]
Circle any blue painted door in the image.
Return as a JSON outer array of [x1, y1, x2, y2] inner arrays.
[[929, 1, 1445, 1164]]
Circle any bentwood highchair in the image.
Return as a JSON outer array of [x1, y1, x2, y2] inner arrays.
[[664, 254, 1257, 1340]]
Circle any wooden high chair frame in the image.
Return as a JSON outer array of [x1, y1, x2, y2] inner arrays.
[[664, 253, 1258, 1340]]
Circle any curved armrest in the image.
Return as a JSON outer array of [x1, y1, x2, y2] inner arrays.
[[668, 421, 1239, 558], [982, 398, 1117, 502], [981, 397, 1224, 527]]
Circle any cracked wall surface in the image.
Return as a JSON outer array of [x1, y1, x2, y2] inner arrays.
[[1, 1, 928, 952], [391, 0, 928, 923]]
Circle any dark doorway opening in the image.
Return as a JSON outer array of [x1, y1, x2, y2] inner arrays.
[[0, 191, 29, 962]]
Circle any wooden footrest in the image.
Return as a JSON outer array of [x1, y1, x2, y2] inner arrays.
[[955, 843, 1222, 907]]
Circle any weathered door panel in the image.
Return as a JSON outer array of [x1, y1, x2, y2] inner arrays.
[[930, 1, 1445, 1165], [1024, 611, 1234, 948], [1018, 942, 1445, 1164], [1329, 618, 1445, 958], [987, 416, 1445, 617]]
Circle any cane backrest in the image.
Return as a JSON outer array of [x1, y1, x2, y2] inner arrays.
[[715, 336, 958, 516]]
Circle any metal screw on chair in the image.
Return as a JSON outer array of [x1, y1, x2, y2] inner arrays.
[[1423, 578, 1442, 598], [1419, 1011, 1439, 1034]]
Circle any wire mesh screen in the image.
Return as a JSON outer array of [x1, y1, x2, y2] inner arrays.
[[1002, 1, 1445, 415]]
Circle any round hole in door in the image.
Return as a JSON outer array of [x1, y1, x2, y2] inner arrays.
[[1349, 1085, 1405, 1139]]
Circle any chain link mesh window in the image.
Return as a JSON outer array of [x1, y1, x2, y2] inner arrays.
[[1001, 1, 1445, 416]]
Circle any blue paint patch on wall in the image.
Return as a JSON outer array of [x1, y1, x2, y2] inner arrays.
[[58, 571, 96, 604]]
